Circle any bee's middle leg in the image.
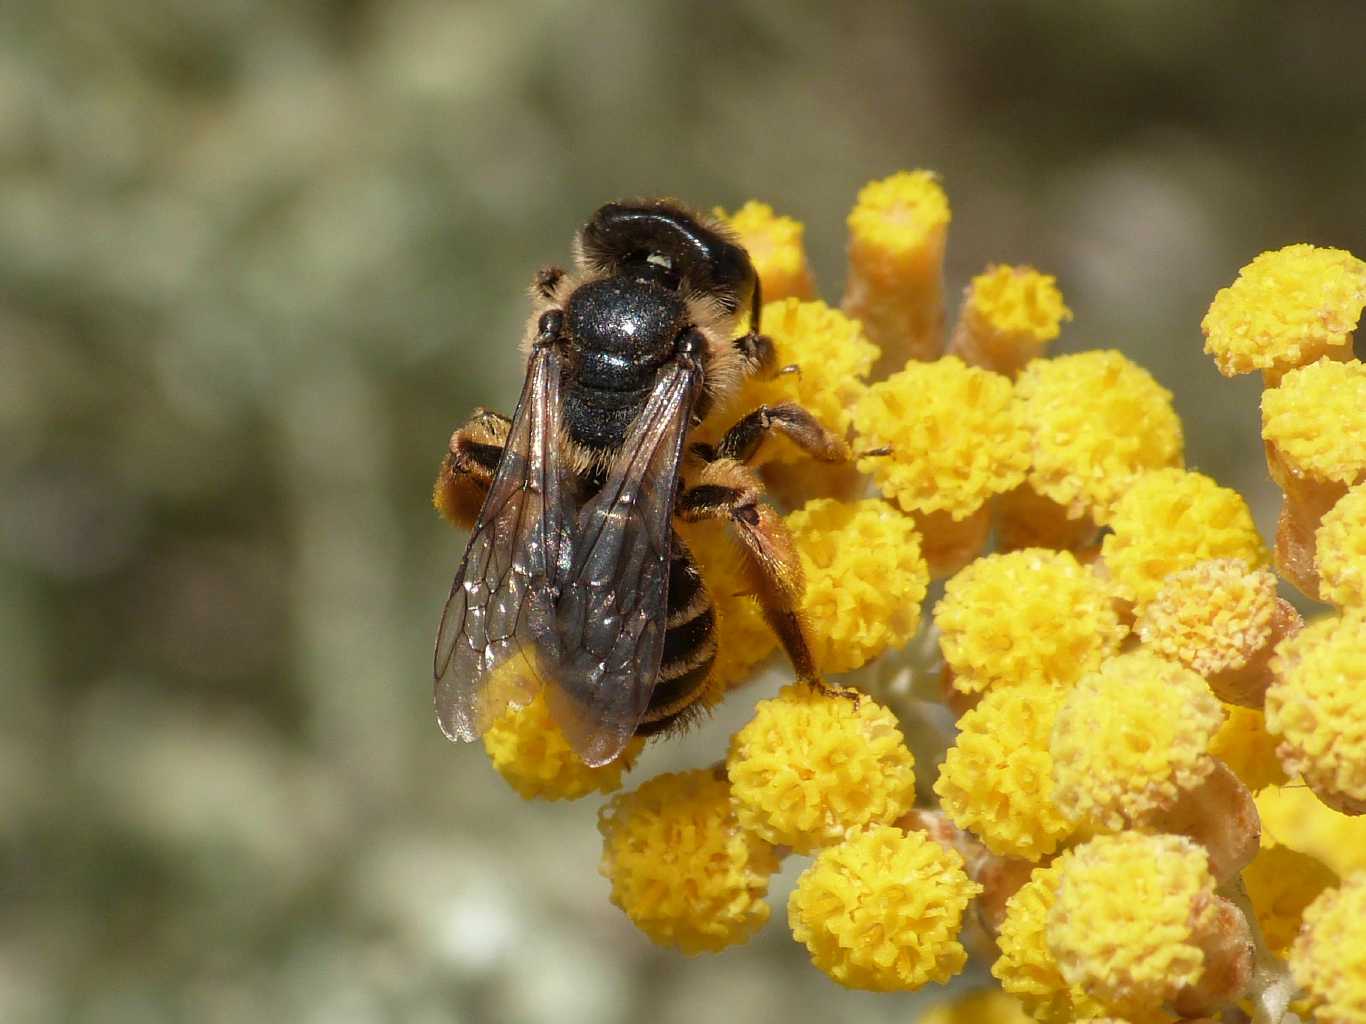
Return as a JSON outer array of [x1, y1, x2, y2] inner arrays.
[[433, 408, 511, 529], [677, 459, 834, 689], [692, 402, 851, 466]]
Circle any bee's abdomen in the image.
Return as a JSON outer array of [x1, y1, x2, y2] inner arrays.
[[637, 538, 716, 735]]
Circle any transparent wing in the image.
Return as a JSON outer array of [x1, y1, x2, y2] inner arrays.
[[434, 344, 571, 742], [546, 360, 700, 766]]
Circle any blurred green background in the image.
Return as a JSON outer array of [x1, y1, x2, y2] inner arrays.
[[2, 2, 1364, 1021]]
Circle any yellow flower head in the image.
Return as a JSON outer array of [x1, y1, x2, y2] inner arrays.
[[1262, 358, 1366, 487], [483, 690, 643, 800], [712, 298, 878, 465], [727, 684, 917, 853], [1318, 483, 1366, 607], [597, 769, 779, 954], [716, 200, 815, 302], [1242, 844, 1338, 956], [1134, 558, 1279, 677], [1257, 783, 1366, 879], [952, 264, 1073, 375], [1202, 243, 1366, 377], [993, 854, 1110, 1024], [852, 356, 1029, 520], [1015, 350, 1184, 523], [677, 519, 776, 690], [788, 824, 980, 992], [936, 548, 1126, 695], [1101, 468, 1269, 609], [1051, 651, 1225, 831], [934, 682, 1074, 861], [1209, 704, 1288, 793], [1048, 832, 1218, 1016], [787, 498, 929, 674], [844, 171, 952, 365], [1290, 874, 1366, 1024], [1266, 611, 1366, 814], [918, 989, 1035, 1024]]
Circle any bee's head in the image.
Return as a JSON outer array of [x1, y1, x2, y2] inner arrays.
[[576, 200, 758, 322]]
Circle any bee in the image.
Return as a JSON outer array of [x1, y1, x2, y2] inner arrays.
[[433, 200, 852, 765]]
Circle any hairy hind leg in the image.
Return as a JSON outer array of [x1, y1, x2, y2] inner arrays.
[[433, 408, 511, 529]]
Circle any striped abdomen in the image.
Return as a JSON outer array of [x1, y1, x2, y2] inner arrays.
[[636, 533, 717, 735]]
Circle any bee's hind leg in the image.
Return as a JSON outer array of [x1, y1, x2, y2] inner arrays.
[[433, 408, 511, 529], [677, 459, 843, 696]]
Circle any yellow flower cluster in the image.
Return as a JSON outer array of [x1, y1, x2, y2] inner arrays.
[[1266, 611, 1366, 814], [788, 824, 980, 991], [447, 175, 1366, 1012], [1100, 468, 1268, 608], [853, 355, 1029, 520], [1051, 650, 1225, 831], [935, 682, 1073, 860], [1318, 483, 1366, 607], [727, 683, 916, 852], [716, 200, 816, 302], [1202, 243, 1366, 379], [1014, 350, 1184, 522], [1290, 873, 1366, 1024], [484, 691, 643, 800], [787, 498, 929, 673], [936, 549, 1125, 695], [597, 769, 779, 954], [1048, 832, 1219, 1016]]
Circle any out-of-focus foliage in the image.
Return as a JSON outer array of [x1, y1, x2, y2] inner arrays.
[[2, 2, 1364, 1021]]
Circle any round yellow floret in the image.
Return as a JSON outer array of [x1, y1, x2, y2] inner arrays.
[[598, 769, 779, 954], [483, 691, 643, 799], [918, 989, 1035, 1024], [677, 519, 775, 690], [1290, 874, 1366, 1024], [1202, 243, 1366, 377], [852, 356, 1029, 520], [1209, 704, 1288, 792], [1262, 358, 1366, 486], [936, 549, 1126, 695], [1051, 651, 1225, 831], [1266, 611, 1366, 813], [727, 684, 917, 853], [1135, 558, 1279, 677], [993, 854, 1110, 1024], [717, 200, 815, 302], [786, 498, 929, 674], [1242, 844, 1338, 956], [935, 682, 1074, 860], [1319, 483, 1366, 607], [1101, 469, 1269, 609], [846, 170, 951, 273], [1015, 350, 1184, 523], [788, 823, 980, 991], [712, 298, 878, 465], [954, 264, 1073, 374], [1048, 832, 1218, 1016]]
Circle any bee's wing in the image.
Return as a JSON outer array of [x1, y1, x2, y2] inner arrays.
[[434, 344, 572, 742], [545, 359, 701, 766]]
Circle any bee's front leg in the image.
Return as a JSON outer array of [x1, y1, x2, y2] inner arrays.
[[677, 459, 841, 695], [691, 402, 851, 466], [433, 408, 512, 529]]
